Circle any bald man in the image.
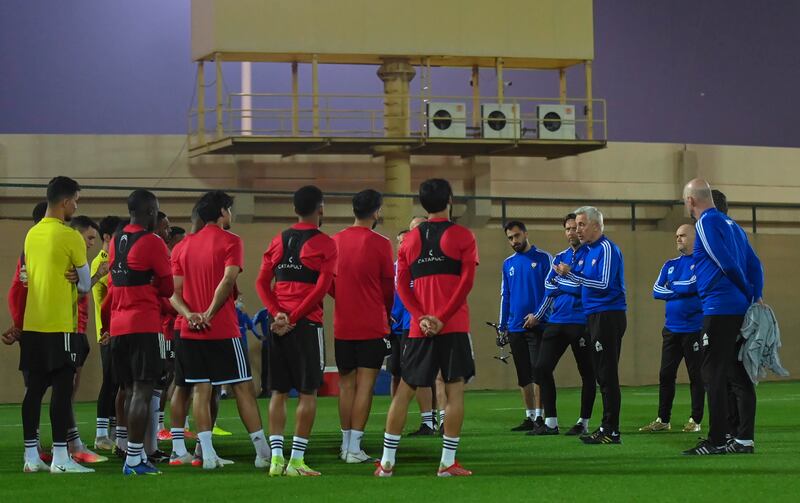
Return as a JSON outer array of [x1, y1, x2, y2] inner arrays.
[[641, 224, 704, 434], [681, 179, 762, 456]]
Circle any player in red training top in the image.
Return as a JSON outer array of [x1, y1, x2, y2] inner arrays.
[[169, 191, 271, 470], [256, 185, 338, 477], [331, 190, 394, 464], [104, 189, 174, 476], [375, 179, 478, 478]]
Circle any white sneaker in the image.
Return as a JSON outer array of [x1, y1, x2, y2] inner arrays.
[[218, 456, 235, 465], [339, 449, 346, 461], [254, 455, 270, 469], [168, 451, 193, 466], [345, 450, 378, 464], [202, 456, 224, 470], [23, 458, 50, 473], [50, 458, 95, 474]]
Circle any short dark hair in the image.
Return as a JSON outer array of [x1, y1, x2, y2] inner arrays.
[[46, 176, 80, 205], [352, 189, 383, 219], [157, 211, 168, 222], [98, 216, 123, 240], [712, 189, 728, 215], [195, 190, 234, 224], [170, 226, 186, 239], [70, 215, 99, 233], [32, 201, 47, 223], [397, 229, 410, 237], [294, 185, 324, 217], [563, 213, 577, 227], [418, 178, 452, 214], [503, 220, 526, 233], [127, 189, 158, 214]]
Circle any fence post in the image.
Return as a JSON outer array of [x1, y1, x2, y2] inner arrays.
[[752, 206, 757, 234], [631, 203, 637, 231], [501, 199, 507, 227]]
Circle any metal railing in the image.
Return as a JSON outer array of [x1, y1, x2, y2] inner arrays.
[[188, 92, 607, 147], [2, 183, 796, 234]]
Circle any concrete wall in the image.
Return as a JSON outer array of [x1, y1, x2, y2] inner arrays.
[[0, 220, 795, 404]]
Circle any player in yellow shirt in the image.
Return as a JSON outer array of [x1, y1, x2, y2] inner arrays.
[[20, 176, 94, 474], [91, 216, 122, 451]]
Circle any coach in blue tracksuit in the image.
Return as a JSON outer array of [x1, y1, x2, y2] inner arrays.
[[681, 179, 763, 456], [555, 206, 626, 445], [530, 213, 596, 437], [498, 220, 552, 432], [641, 223, 704, 434]]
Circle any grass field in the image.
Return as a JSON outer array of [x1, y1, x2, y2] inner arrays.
[[1, 382, 798, 502]]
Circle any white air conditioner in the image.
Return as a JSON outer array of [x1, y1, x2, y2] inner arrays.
[[481, 103, 521, 139], [537, 104, 576, 140], [426, 102, 466, 138]]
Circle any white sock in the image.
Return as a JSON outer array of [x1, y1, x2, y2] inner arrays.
[[526, 409, 536, 420], [24, 439, 39, 463], [116, 426, 128, 451], [348, 430, 364, 454], [535, 408, 543, 419], [158, 412, 165, 431], [735, 439, 754, 447], [441, 435, 459, 467], [421, 411, 434, 429], [269, 435, 284, 458], [67, 427, 83, 450], [171, 428, 187, 456], [126, 442, 143, 466], [145, 392, 161, 454], [52, 443, 70, 465], [438, 410, 446, 427], [381, 433, 401, 467], [340, 429, 351, 453], [545, 417, 558, 429], [197, 431, 216, 460], [290, 436, 308, 461], [249, 430, 270, 459], [96, 418, 109, 438], [579, 417, 589, 428]]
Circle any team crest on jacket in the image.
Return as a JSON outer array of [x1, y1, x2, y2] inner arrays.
[[578, 260, 584, 266], [690, 264, 695, 270], [591, 259, 597, 266], [531, 262, 538, 269], [668, 266, 674, 274], [509, 266, 515, 277]]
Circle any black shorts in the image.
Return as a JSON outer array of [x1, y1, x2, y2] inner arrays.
[[508, 328, 543, 387], [401, 332, 475, 388], [178, 337, 252, 386], [335, 338, 390, 372], [111, 333, 166, 386], [19, 332, 89, 374], [163, 334, 175, 361], [269, 319, 325, 394], [388, 331, 407, 377]]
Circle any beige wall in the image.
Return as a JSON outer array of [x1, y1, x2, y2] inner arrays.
[[0, 219, 795, 404]]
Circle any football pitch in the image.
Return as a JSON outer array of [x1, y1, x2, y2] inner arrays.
[[1, 382, 798, 502]]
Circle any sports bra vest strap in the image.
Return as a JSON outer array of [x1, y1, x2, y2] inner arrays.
[[110, 231, 154, 287], [410, 221, 462, 279], [274, 228, 321, 284]]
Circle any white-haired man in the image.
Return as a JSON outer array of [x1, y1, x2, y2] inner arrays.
[[554, 206, 626, 445]]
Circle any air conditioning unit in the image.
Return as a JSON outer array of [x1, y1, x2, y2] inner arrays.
[[426, 102, 466, 138], [481, 103, 521, 139], [537, 104, 576, 140]]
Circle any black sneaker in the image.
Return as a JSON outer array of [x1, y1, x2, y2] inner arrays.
[[147, 449, 170, 463], [580, 429, 621, 444], [565, 423, 588, 436], [682, 438, 726, 456], [725, 439, 755, 454], [510, 418, 536, 432], [527, 424, 559, 436], [408, 424, 435, 437], [113, 446, 127, 459], [534, 417, 545, 429]]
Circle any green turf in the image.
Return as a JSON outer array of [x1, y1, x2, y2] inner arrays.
[[1, 382, 798, 502]]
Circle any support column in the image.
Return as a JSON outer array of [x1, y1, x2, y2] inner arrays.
[[241, 62, 252, 135], [460, 156, 492, 227], [584, 60, 593, 139], [377, 59, 416, 229], [197, 61, 206, 145], [559, 69, 567, 104], [312, 55, 319, 136], [496, 58, 504, 104], [291, 62, 299, 136], [472, 65, 480, 129], [215, 53, 223, 138]]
